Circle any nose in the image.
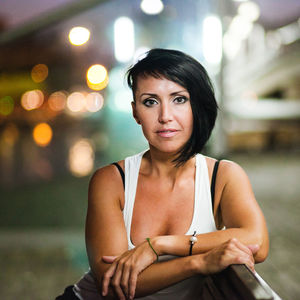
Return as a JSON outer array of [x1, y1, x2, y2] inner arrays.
[[158, 102, 173, 124]]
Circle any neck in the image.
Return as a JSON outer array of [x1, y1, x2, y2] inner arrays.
[[142, 147, 195, 179]]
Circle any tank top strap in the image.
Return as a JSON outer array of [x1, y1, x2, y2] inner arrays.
[[189, 154, 217, 234], [123, 150, 147, 249]]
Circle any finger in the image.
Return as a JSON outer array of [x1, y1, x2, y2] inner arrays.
[[111, 262, 126, 300], [236, 246, 255, 265], [247, 244, 260, 255], [113, 282, 126, 300], [222, 241, 253, 268], [230, 238, 253, 257], [243, 257, 255, 272], [102, 262, 118, 296], [112, 283, 126, 300], [237, 242, 259, 265], [234, 252, 255, 272], [120, 262, 130, 298], [102, 255, 118, 263], [129, 270, 138, 300]]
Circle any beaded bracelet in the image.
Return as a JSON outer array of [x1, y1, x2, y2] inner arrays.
[[189, 231, 197, 256], [146, 237, 159, 261]]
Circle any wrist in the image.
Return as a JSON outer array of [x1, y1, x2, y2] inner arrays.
[[151, 236, 165, 256], [146, 237, 159, 261], [189, 254, 206, 275], [151, 235, 191, 256]]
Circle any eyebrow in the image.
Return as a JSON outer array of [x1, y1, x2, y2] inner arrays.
[[139, 90, 188, 97]]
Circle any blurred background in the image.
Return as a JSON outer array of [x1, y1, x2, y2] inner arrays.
[[0, 0, 299, 299]]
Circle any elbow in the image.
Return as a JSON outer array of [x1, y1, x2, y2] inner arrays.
[[253, 233, 269, 264], [254, 248, 268, 263]]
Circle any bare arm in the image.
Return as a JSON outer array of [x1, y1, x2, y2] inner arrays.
[[85, 166, 129, 295]]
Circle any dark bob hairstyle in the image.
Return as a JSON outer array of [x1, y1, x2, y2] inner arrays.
[[126, 48, 218, 166]]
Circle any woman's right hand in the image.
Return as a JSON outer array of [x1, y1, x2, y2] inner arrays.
[[198, 238, 259, 275], [101, 239, 159, 300]]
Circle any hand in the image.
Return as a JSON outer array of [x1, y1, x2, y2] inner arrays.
[[200, 238, 259, 275], [101, 239, 158, 300]]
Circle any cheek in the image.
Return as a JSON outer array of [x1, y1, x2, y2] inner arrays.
[[187, 106, 194, 127], [140, 124, 153, 143], [137, 113, 152, 133], [136, 108, 156, 125], [188, 114, 194, 129], [177, 107, 193, 128]]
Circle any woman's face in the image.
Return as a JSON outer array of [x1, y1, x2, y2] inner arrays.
[[132, 75, 193, 155]]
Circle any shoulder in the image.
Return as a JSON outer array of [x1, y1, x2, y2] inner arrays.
[[209, 158, 254, 203], [204, 156, 247, 182], [88, 161, 125, 207], [218, 160, 250, 188], [90, 161, 124, 186], [205, 157, 256, 225], [204, 156, 252, 204]]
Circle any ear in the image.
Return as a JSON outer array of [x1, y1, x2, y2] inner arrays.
[[131, 101, 141, 124]]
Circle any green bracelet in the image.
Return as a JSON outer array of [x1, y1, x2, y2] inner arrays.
[[146, 237, 159, 261]]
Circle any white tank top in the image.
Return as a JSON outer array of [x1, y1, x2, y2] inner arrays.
[[74, 150, 217, 299]]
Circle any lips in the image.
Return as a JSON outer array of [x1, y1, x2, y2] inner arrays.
[[156, 129, 178, 138]]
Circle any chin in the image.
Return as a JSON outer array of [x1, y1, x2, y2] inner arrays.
[[149, 143, 183, 155]]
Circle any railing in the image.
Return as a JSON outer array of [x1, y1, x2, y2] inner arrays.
[[201, 264, 281, 300]]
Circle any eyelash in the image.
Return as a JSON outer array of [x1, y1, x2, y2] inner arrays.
[[143, 99, 158, 107], [143, 96, 188, 107], [174, 96, 188, 104]]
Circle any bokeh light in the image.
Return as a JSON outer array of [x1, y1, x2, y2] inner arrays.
[[67, 92, 86, 112], [48, 91, 67, 112], [21, 90, 44, 110], [140, 0, 164, 15], [31, 64, 48, 83], [0, 96, 14, 116], [68, 138, 94, 177], [68, 26, 90, 46], [202, 15, 222, 65], [32, 123, 53, 147], [230, 16, 253, 40], [86, 64, 109, 91], [86, 92, 104, 112], [238, 1, 260, 22], [114, 17, 135, 63]]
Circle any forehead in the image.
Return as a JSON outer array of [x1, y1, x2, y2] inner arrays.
[[135, 75, 188, 95]]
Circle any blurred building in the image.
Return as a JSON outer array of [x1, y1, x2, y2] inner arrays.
[[0, 0, 299, 187], [222, 2, 300, 153]]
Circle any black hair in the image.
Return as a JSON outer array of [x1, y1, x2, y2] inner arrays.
[[126, 48, 218, 166]]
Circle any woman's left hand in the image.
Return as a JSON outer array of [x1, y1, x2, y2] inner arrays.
[[101, 239, 158, 300]]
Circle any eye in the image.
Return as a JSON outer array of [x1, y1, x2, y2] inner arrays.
[[143, 98, 158, 107], [174, 96, 188, 104]]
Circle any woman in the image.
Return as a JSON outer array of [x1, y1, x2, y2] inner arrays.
[[57, 48, 269, 300]]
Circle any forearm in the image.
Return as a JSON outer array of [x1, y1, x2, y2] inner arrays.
[[135, 255, 198, 297], [153, 227, 268, 262], [96, 255, 198, 299]]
